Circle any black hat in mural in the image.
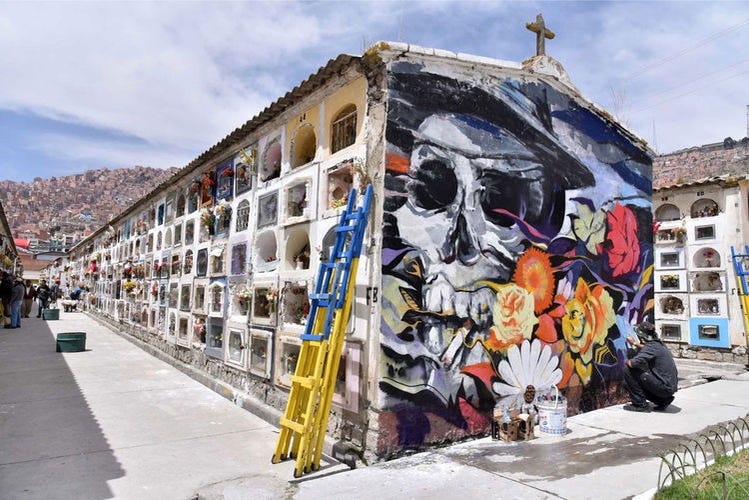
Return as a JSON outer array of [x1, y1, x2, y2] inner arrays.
[[385, 67, 596, 190]]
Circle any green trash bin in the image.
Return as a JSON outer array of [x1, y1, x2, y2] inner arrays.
[[56, 332, 86, 352], [43, 308, 60, 320]]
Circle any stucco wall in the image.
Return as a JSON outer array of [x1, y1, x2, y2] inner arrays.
[[377, 57, 654, 455]]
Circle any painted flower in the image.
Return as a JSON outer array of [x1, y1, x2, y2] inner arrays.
[[572, 203, 607, 256], [603, 202, 640, 277], [486, 284, 538, 351], [561, 278, 616, 383], [513, 247, 555, 313], [492, 339, 562, 408]]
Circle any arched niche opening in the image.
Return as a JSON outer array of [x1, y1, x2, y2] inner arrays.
[[255, 230, 278, 272], [260, 139, 282, 182], [284, 225, 311, 271], [690, 198, 720, 218], [292, 124, 317, 168]]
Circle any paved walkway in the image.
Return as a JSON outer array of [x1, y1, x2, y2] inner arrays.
[[1, 310, 748, 499]]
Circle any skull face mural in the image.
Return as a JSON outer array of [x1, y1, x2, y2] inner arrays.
[[379, 62, 653, 452]]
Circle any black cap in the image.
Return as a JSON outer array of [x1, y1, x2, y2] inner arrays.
[[636, 322, 657, 342]]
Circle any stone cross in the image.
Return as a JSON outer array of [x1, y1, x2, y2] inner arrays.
[[526, 13, 555, 56]]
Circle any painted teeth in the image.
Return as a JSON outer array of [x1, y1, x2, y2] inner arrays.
[[423, 279, 495, 329]]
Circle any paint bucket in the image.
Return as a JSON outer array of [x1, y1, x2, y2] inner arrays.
[[536, 386, 567, 436]]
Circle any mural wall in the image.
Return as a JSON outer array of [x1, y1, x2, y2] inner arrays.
[[379, 60, 653, 453]]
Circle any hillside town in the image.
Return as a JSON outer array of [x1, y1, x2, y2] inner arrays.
[[0, 166, 177, 253]]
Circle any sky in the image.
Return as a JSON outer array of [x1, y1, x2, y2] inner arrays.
[[1, 1, 748, 182]]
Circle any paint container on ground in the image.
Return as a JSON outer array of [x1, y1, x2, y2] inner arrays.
[[536, 385, 567, 435]]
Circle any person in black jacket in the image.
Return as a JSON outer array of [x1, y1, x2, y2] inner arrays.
[[0, 271, 13, 327], [623, 322, 678, 412], [36, 280, 52, 318]]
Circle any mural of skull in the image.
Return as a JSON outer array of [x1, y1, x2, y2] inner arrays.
[[379, 62, 653, 452]]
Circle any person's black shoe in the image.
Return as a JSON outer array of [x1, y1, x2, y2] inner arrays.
[[654, 397, 675, 411], [4, 325, 12, 329], [623, 403, 651, 413]]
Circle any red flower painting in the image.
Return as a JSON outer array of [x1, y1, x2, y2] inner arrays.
[[603, 202, 640, 277]]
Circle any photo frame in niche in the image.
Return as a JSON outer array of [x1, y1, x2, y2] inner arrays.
[[205, 319, 224, 358], [251, 283, 277, 325], [257, 191, 278, 229]]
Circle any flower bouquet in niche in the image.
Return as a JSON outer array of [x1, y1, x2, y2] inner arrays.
[[200, 208, 215, 229], [123, 280, 137, 295], [213, 199, 232, 220]]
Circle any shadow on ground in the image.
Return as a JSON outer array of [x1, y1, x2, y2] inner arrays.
[[0, 317, 123, 498]]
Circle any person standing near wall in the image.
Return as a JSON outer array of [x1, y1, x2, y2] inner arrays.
[[22, 280, 36, 318], [9, 277, 25, 329], [0, 271, 12, 327], [36, 280, 51, 318]]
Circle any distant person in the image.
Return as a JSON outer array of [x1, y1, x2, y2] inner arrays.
[[50, 280, 61, 305], [36, 280, 51, 318], [0, 271, 12, 327], [623, 322, 678, 412], [22, 280, 36, 318], [9, 277, 25, 328]]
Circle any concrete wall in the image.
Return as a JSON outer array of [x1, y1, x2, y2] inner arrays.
[[377, 57, 653, 454]]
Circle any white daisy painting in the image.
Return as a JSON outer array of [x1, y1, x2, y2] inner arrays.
[[492, 339, 563, 408]]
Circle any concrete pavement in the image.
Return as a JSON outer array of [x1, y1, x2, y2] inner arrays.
[[1, 310, 748, 499]]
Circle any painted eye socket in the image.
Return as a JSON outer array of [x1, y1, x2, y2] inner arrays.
[[409, 159, 457, 210], [479, 170, 527, 227]]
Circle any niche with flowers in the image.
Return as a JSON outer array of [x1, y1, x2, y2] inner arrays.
[[209, 282, 225, 316], [255, 230, 278, 272], [231, 283, 251, 317], [281, 282, 310, 328], [693, 247, 721, 268], [326, 161, 354, 211], [284, 180, 310, 222], [200, 171, 216, 207], [284, 225, 311, 271], [252, 284, 278, 325]]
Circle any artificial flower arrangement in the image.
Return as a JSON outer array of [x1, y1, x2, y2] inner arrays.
[[235, 287, 252, 303], [123, 280, 138, 294], [200, 208, 216, 228], [330, 196, 348, 210], [213, 198, 232, 219], [201, 171, 216, 187], [221, 168, 234, 178]]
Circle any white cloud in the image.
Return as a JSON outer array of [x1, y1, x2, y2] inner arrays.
[[1, 0, 749, 176]]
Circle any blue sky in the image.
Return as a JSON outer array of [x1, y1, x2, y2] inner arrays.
[[1, 1, 748, 182]]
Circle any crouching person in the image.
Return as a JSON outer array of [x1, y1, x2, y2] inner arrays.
[[623, 322, 678, 412]]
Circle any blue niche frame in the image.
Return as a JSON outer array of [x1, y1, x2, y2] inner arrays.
[[689, 317, 729, 348]]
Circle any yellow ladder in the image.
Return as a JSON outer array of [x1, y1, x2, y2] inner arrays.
[[731, 246, 749, 367], [272, 185, 372, 477]]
